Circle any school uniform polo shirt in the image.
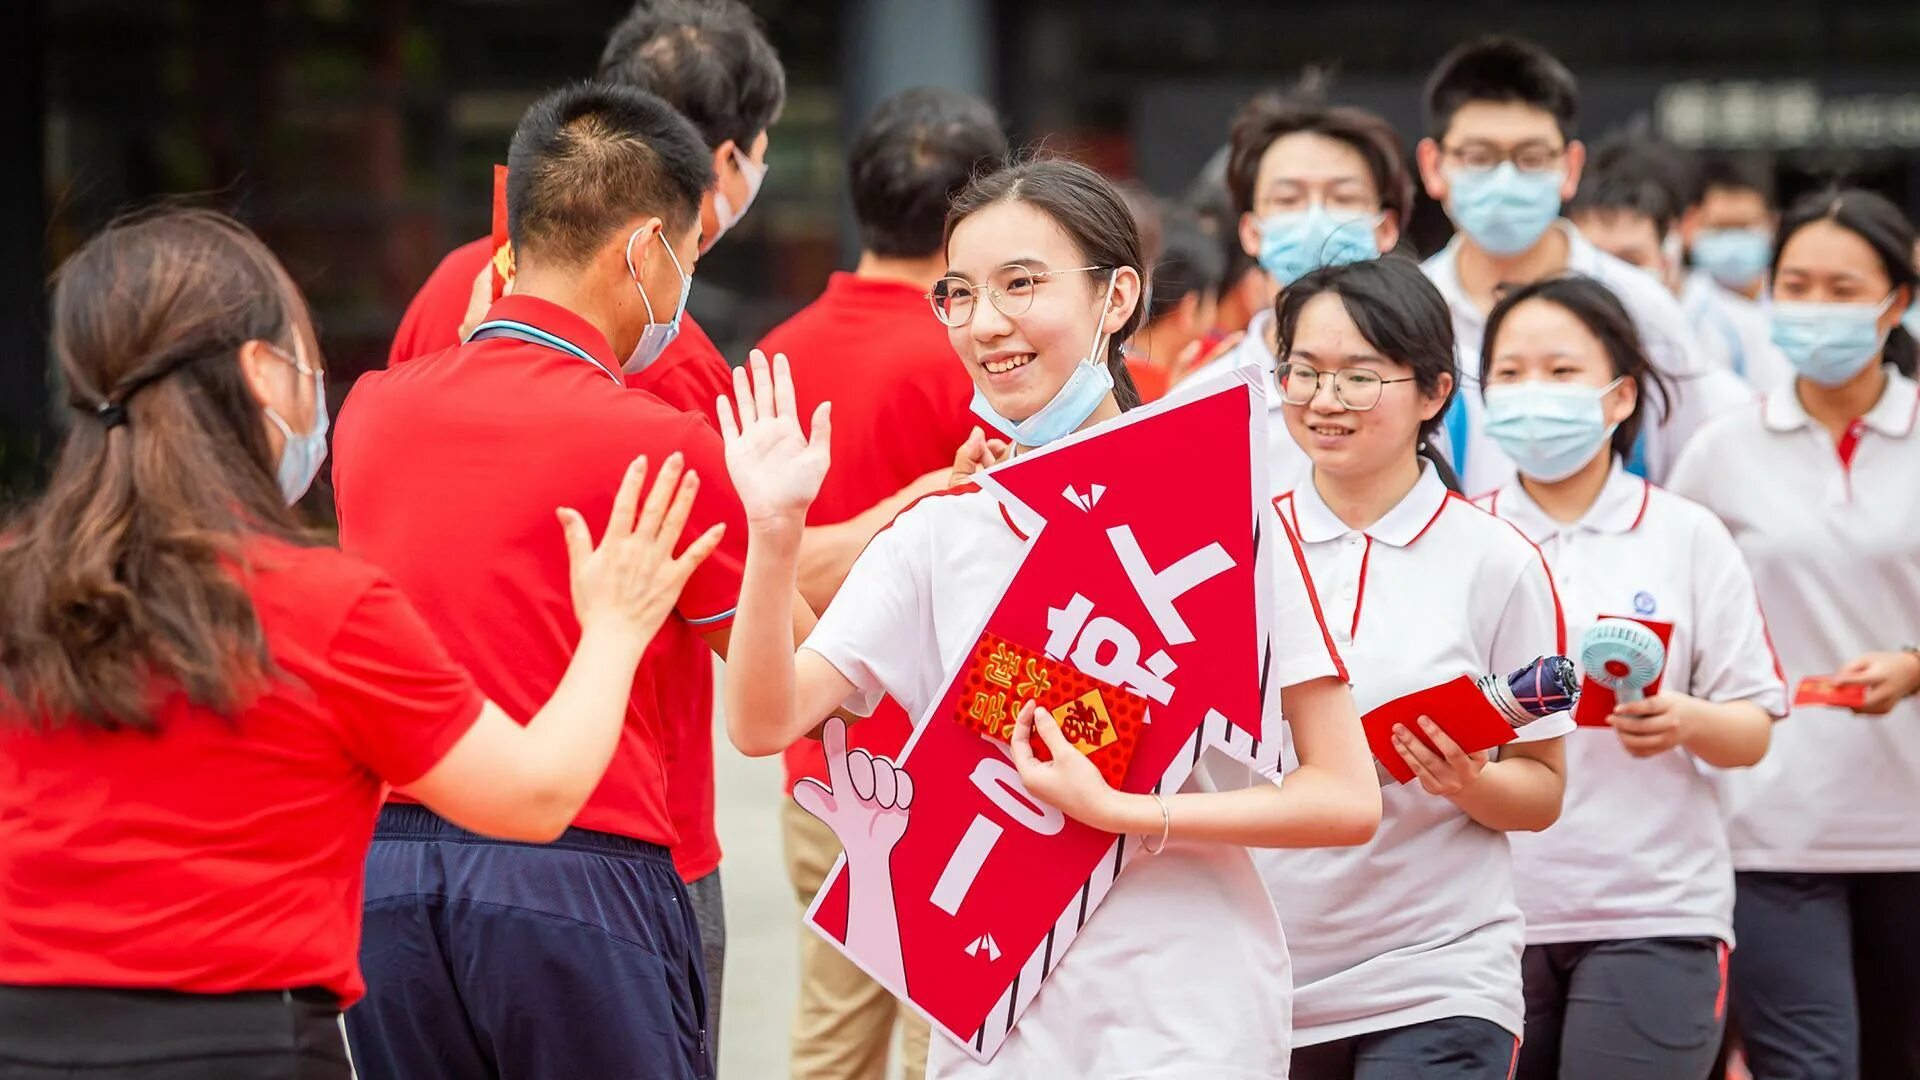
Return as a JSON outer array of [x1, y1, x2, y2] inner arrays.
[[1486, 463, 1788, 946], [1668, 366, 1920, 872]]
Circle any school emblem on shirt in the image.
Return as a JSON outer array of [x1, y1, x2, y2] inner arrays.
[[1633, 590, 1657, 615]]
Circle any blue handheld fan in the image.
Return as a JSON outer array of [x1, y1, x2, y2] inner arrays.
[[1578, 618, 1666, 703]]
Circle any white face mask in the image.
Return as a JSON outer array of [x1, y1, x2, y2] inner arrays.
[[709, 144, 767, 246], [261, 343, 329, 505], [624, 226, 692, 374]]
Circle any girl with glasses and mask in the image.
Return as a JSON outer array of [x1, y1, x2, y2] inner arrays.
[[1258, 257, 1572, 1080], [1473, 276, 1787, 1080], [0, 210, 722, 1079], [1666, 188, 1920, 1080], [714, 157, 1381, 1079]]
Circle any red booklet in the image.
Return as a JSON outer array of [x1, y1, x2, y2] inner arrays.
[[1362, 675, 1520, 785], [1794, 676, 1867, 709], [1572, 616, 1676, 727], [952, 632, 1147, 789]]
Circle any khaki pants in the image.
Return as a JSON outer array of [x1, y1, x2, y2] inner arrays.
[[782, 799, 930, 1080]]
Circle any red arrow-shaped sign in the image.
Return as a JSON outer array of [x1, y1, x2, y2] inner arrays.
[[802, 371, 1278, 1061]]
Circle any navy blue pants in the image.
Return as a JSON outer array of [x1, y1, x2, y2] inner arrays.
[[346, 806, 711, 1080], [1291, 1017, 1519, 1080], [1730, 870, 1920, 1080]]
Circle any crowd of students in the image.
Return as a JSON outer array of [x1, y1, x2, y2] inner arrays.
[[3, 4, 1919, 1080]]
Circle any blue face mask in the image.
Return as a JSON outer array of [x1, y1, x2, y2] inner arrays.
[[971, 274, 1119, 448], [1447, 163, 1566, 257], [624, 227, 692, 374], [1902, 299, 1920, 342], [1770, 295, 1894, 387], [262, 345, 329, 505], [1690, 228, 1772, 289], [1483, 378, 1623, 483], [1256, 206, 1381, 287]]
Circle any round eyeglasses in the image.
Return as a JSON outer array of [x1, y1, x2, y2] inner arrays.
[[927, 263, 1108, 328], [1275, 361, 1415, 411]]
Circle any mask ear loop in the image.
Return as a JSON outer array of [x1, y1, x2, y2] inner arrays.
[[625, 225, 660, 325], [1086, 270, 1120, 368]]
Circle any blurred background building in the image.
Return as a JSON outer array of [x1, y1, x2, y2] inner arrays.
[[9, 0, 1920, 504]]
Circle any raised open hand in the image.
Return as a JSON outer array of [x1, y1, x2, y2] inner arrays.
[[556, 453, 725, 647], [715, 349, 831, 526]]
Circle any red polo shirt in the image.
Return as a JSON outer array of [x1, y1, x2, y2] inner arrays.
[[338, 294, 747, 855], [0, 540, 484, 1005], [384, 241, 738, 883], [756, 271, 976, 793]]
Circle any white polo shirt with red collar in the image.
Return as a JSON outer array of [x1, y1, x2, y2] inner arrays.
[[1259, 463, 1570, 1047], [1483, 463, 1788, 945], [1668, 366, 1920, 872]]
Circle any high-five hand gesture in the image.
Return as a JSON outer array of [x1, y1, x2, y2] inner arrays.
[[556, 452, 724, 647], [716, 349, 831, 526]]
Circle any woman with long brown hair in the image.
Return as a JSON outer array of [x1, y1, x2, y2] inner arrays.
[[0, 208, 721, 1079]]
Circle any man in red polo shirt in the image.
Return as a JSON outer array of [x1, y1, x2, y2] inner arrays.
[[753, 87, 1003, 1080], [382, 1, 784, 1035], [334, 83, 779, 1079]]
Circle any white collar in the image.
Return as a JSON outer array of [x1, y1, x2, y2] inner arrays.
[[1762, 366, 1920, 438], [1281, 462, 1452, 547], [1489, 459, 1649, 543], [1425, 220, 1586, 333]]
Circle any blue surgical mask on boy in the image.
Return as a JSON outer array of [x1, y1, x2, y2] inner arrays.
[[1770, 295, 1895, 387], [1690, 228, 1772, 290], [1256, 205, 1382, 287], [971, 273, 1120, 448], [1447, 163, 1566, 256]]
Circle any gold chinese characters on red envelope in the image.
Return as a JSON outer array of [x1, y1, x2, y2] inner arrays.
[[954, 633, 1146, 788]]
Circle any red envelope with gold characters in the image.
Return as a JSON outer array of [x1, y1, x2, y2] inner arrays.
[[953, 633, 1146, 788]]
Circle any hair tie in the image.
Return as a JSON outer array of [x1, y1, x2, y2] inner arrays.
[[96, 402, 128, 429]]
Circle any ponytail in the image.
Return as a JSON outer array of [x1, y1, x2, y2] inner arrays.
[[1108, 344, 1143, 412], [1887, 323, 1918, 378], [1419, 438, 1465, 494]]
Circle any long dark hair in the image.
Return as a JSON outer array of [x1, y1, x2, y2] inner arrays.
[[0, 209, 312, 732], [1276, 256, 1462, 489], [1772, 186, 1919, 378], [944, 157, 1147, 411], [1481, 275, 1674, 463]]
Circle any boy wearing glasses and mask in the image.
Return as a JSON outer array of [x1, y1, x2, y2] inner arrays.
[[1417, 36, 1750, 495]]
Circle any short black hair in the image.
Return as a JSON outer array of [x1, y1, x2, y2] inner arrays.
[[1424, 36, 1579, 141], [849, 87, 1007, 259], [1695, 154, 1776, 207], [1148, 209, 1225, 323], [598, 0, 786, 153], [1227, 90, 1415, 227], [1481, 276, 1674, 462], [1570, 134, 1693, 237], [507, 81, 715, 267]]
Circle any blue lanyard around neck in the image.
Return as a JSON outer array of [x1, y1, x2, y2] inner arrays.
[[468, 319, 623, 385]]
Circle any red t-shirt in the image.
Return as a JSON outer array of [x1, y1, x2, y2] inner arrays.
[[0, 541, 484, 1005], [384, 241, 738, 883], [337, 294, 748, 858], [756, 272, 976, 793], [1125, 354, 1172, 404]]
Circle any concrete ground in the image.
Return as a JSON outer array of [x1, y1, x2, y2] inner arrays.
[[712, 694, 800, 1079]]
